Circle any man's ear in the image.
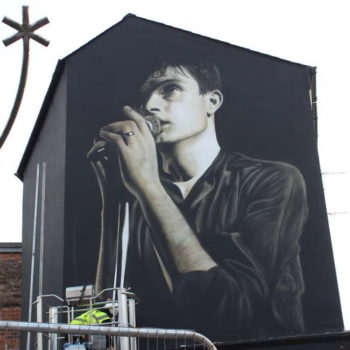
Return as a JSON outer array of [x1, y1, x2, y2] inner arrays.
[[206, 90, 223, 116]]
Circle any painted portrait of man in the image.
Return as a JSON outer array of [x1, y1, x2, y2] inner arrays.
[[86, 58, 308, 341]]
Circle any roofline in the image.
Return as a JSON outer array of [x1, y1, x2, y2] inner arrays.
[[0, 242, 22, 253], [16, 60, 66, 181]]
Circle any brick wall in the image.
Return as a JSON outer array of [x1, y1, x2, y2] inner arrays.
[[0, 244, 22, 350]]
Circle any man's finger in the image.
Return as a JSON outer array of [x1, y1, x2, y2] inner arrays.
[[122, 106, 149, 134], [100, 130, 131, 151], [102, 120, 139, 135], [87, 140, 107, 160]]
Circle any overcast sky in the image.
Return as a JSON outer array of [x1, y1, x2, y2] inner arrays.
[[0, 0, 349, 328]]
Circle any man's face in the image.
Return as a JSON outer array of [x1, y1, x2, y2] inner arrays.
[[140, 66, 211, 144]]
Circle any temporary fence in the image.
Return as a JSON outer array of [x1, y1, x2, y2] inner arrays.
[[0, 320, 217, 350]]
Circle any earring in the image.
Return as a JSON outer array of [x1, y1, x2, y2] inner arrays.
[[207, 113, 211, 118]]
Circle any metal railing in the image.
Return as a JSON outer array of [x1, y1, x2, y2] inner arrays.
[[0, 320, 217, 350]]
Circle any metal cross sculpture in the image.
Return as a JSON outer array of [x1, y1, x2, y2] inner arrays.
[[1, 6, 49, 149]]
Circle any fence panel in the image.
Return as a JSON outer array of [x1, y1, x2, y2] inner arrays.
[[0, 320, 216, 350]]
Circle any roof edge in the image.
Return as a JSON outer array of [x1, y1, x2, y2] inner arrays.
[[16, 60, 66, 181], [0, 242, 22, 253]]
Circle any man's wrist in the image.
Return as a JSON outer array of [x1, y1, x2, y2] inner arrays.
[[135, 181, 167, 201]]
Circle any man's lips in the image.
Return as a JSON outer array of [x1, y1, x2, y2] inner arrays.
[[159, 122, 171, 132], [149, 115, 170, 133], [154, 121, 170, 137]]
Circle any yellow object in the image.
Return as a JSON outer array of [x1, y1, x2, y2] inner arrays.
[[71, 309, 110, 325]]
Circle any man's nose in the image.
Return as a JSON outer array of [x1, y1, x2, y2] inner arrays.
[[145, 92, 162, 114]]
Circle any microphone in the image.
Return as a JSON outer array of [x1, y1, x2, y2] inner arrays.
[[87, 114, 161, 162], [144, 114, 161, 137]]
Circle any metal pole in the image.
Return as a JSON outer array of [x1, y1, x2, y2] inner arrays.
[[1, 6, 49, 149], [36, 294, 65, 347], [36, 296, 43, 350], [128, 298, 137, 350], [37, 162, 46, 350], [0, 321, 218, 350], [118, 288, 130, 350], [0, 7, 30, 150], [128, 298, 136, 327], [38, 162, 46, 297], [48, 307, 58, 350], [26, 163, 41, 350]]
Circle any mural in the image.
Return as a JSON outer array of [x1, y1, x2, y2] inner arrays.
[[87, 62, 307, 341], [63, 20, 343, 343]]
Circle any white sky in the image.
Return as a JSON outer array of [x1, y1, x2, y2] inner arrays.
[[0, 0, 349, 329]]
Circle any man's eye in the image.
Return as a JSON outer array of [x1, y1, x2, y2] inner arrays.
[[162, 84, 180, 96]]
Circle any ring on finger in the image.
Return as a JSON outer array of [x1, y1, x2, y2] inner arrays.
[[124, 130, 135, 138]]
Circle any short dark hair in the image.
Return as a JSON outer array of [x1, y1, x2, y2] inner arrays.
[[150, 62, 222, 94]]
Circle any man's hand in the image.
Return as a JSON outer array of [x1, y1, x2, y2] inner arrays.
[[99, 106, 161, 199]]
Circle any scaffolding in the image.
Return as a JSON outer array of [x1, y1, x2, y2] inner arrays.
[[0, 286, 217, 350]]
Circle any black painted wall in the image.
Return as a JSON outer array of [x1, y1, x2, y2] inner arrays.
[[21, 69, 67, 347]]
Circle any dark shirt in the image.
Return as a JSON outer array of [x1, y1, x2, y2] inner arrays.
[[99, 150, 308, 341]]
